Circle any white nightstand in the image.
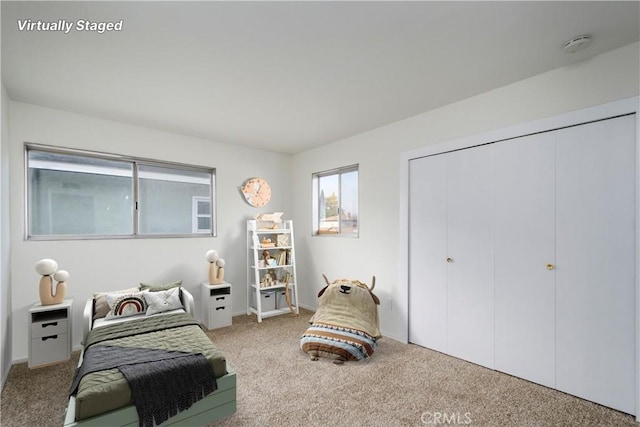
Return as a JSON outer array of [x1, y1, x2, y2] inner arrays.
[[28, 299, 73, 368], [201, 282, 232, 330]]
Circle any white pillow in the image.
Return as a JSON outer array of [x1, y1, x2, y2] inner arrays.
[[144, 287, 183, 315], [105, 292, 148, 319], [93, 287, 140, 320]]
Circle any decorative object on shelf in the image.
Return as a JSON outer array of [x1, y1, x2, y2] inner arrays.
[[255, 212, 283, 229], [205, 250, 226, 285], [35, 258, 68, 305], [276, 234, 289, 247], [300, 274, 381, 364], [260, 270, 275, 288], [262, 250, 272, 266], [241, 177, 271, 207], [260, 237, 275, 248]]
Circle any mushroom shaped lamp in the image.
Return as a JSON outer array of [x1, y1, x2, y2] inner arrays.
[[35, 259, 65, 305], [206, 250, 226, 284]]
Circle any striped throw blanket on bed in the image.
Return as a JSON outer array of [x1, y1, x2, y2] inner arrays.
[[300, 323, 377, 361]]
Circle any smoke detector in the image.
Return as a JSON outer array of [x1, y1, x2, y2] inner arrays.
[[563, 35, 592, 53]]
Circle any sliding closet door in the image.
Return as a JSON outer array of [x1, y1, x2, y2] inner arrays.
[[408, 146, 494, 368], [446, 145, 494, 369], [493, 133, 556, 388], [408, 155, 448, 353], [555, 115, 636, 414]]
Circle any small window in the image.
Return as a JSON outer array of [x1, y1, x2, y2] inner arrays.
[[192, 196, 212, 233], [26, 144, 216, 239], [312, 165, 358, 237]]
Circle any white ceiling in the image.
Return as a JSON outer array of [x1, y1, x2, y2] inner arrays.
[[2, 1, 639, 154]]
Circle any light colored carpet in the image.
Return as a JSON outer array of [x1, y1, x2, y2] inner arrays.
[[1, 309, 636, 426]]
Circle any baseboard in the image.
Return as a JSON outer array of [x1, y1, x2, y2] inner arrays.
[[1, 360, 10, 391], [3, 355, 27, 391], [298, 303, 315, 312], [232, 305, 315, 318], [12, 356, 27, 364]]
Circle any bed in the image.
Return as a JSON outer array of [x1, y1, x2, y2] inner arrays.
[[63, 287, 236, 427]]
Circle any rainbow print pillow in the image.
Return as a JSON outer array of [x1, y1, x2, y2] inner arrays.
[[105, 292, 148, 319]]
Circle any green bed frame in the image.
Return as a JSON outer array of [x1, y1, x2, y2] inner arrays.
[[63, 288, 237, 426], [63, 367, 236, 426]]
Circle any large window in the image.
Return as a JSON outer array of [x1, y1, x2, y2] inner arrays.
[[312, 165, 358, 237], [26, 145, 216, 239]]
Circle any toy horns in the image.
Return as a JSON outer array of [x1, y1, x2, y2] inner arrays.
[[322, 274, 330, 286]]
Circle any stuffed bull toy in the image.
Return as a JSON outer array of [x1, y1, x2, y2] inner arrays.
[[300, 274, 381, 364]]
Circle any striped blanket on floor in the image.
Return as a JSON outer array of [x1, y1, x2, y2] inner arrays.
[[300, 323, 377, 361]]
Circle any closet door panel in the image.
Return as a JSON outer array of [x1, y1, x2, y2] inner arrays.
[[446, 145, 494, 368], [408, 155, 448, 352], [555, 115, 636, 414], [493, 133, 556, 388]]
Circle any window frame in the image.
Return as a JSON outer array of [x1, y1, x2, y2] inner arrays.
[[25, 143, 217, 240], [312, 164, 359, 237], [192, 196, 212, 234]]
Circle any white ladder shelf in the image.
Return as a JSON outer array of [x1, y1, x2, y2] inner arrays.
[[246, 219, 299, 322]]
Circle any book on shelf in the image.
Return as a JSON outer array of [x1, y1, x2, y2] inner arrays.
[[277, 249, 287, 265]]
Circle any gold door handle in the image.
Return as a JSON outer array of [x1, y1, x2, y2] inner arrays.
[[546, 264, 555, 270], [446, 257, 453, 263]]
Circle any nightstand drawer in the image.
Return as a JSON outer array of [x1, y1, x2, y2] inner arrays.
[[31, 319, 68, 338], [31, 333, 69, 366], [209, 305, 232, 328], [209, 294, 230, 308]]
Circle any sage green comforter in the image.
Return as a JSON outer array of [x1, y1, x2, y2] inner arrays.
[[75, 313, 227, 420]]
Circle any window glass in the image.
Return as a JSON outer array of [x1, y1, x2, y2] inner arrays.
[[193, 196, 212, 233], [138, 165, 213, 235], [313, 165, 358, 237], [26, 146, 215, 239], [28, 150, 133, 236], [318, 174, 339, 234], [340, 170, 358, 235]]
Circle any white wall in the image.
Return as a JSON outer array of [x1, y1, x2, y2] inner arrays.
[[6, 41, 639, 361], [291, 42, 640, 341], [9, 102, 292, 361], [1, 84, 13, 387]]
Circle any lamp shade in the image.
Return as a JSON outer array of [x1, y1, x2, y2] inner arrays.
[[54, 270, 70, 282], [35, 259, 58, 276], [205, 250, 219, 263]]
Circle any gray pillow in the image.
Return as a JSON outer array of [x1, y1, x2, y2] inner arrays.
[[139, 280, 182, 292]]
